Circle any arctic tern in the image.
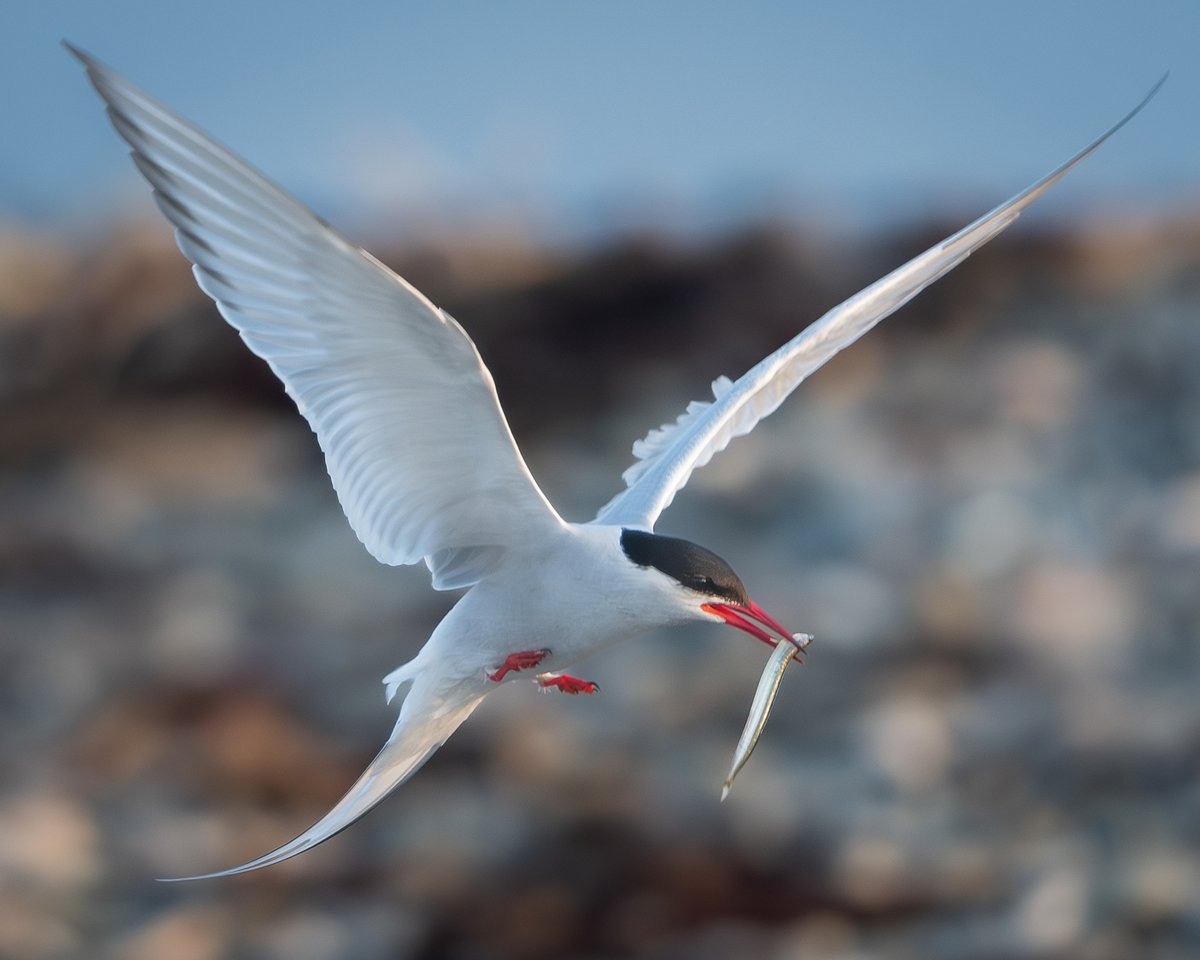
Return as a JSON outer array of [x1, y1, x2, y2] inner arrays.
[[67, 43, 1163, 878]]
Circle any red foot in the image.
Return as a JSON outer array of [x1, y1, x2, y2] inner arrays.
[[488, 649, 550, 682], [538, 674, 600, 695]]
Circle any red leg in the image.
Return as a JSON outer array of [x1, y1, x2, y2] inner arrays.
[[538, 674, 600, 695], [488, 649, 550, 682]]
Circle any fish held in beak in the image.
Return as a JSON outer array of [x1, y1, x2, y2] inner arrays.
[[721, 631, 813, 801]]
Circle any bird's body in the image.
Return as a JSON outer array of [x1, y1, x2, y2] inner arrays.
[[67, 42, 1163, 879], [390, 522, 699, 699]]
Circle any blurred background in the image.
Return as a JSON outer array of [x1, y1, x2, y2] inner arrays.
[[2, 3, 1199, 959]]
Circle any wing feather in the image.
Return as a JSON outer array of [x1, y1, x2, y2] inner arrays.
[[70, 45, 565, 585], [596, 77, 1165, 530], [160, 672, 487, 880]]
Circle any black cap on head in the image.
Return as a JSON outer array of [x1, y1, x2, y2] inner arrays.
[[620, 529, 749, 605]]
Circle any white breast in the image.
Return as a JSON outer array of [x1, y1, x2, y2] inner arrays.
[[421, 523, 691, 677]]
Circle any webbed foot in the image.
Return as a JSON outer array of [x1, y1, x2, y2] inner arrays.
[[487, 649, 550, 682], [537, 674, 599, 695]]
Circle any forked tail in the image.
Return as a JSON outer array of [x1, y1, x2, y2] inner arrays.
[[161, 678, 485, 880]]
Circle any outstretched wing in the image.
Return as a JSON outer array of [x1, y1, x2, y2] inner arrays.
[[70, 45, 565, 588], [595, 77, 1165, 531]]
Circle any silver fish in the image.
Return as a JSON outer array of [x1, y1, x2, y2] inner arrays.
[[721, 633, 812, 801]]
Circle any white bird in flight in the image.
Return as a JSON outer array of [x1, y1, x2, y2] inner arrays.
[[68, 43, 1162, 879]]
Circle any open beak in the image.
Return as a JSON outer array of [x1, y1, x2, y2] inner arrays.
[[702, 600, 806, 661]]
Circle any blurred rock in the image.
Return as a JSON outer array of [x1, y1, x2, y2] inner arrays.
[[0, 790, 99, 890], [0, 210, 1197, 959], [1013, 864, 1090, 954], [117, 905, 232, 960], [1008, 561, 1136, 673]]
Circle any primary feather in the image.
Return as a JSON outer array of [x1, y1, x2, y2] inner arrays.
[[595, 76, 1166, 532], [67, 43, 565, 589]]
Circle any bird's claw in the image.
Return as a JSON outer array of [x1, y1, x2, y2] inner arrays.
[[487, 649, 550, 682], [537, 674, 599, 695]]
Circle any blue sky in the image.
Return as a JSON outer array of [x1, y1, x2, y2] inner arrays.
[[3, 1, 1197, 239]]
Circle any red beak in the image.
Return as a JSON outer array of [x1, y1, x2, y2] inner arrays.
[[702, 600, 806, 661]]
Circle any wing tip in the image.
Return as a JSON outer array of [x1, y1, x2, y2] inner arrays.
[[62, 39, 103, 74], [1114, 71, 1169, 136], [1145, 71, 1170, 104]]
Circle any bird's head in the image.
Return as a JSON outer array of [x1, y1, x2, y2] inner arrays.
[[620, 528, 802, 655]]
